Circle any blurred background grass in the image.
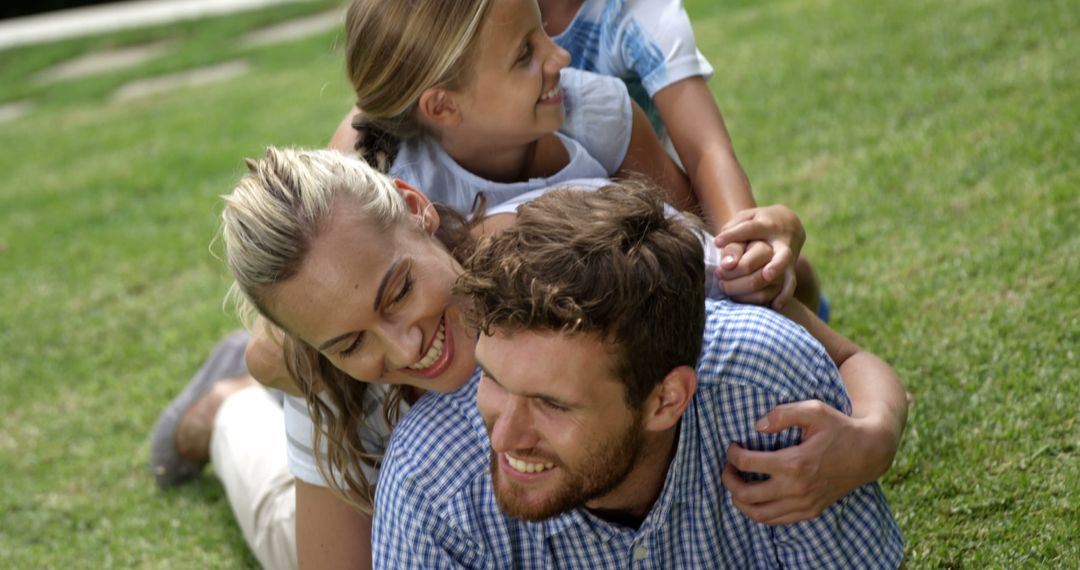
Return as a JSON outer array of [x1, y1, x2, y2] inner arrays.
[[0, 0, 1077, 566]]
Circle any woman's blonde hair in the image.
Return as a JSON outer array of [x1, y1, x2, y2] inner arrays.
[[221, 147, 412, 512], [344, 0, 492, 171]]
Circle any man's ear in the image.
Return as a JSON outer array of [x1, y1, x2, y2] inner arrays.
[[417, 87, 462, 128], [641, 366, 697, 432], [395, 179, 440, 234]]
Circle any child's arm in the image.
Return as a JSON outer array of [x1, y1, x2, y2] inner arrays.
[[721, 300, 909, 524], [617, 99, 699, 213], [654, 77, 804, 307], [654, 77, 753, 223]]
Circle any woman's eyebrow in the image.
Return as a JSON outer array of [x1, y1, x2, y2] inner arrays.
[[316, 257, 403, 351], [318, 332, 354, 352]]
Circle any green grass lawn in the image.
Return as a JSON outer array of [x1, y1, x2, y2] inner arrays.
[[0, 0, 1076, 567]]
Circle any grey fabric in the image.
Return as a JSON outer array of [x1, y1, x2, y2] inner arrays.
[[150, 330, 251, 488]]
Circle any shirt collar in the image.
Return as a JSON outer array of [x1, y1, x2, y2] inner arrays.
[[641, 416, 700, 528]]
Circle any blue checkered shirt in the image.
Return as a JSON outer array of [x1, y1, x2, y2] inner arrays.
[[373, 299, 904, 568]]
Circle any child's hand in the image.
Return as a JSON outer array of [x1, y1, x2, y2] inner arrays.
[[715, 240, 784, 305], [714, 205, 806, 309]]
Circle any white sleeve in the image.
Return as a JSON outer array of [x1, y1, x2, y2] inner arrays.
[[283, 394, 332, 486], [700, 228, 726, 300], [618, 0, 715, 95], [283, 387, 399, 487], [558, 68, 632, 175]]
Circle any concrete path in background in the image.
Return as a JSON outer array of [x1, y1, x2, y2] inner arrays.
[[0, 101, 33, 122], [0, 0, 306, 51], [111, 59, 251, 101], [239, 7, 342, 48], [34, 39, 176, 84]]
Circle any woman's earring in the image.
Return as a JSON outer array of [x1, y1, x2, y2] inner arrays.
[[421, 203, 437, 233]]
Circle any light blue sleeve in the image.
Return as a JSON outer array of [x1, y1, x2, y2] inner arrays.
[[558, 68, 633, 175]]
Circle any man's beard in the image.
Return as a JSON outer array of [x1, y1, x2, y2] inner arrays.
[[490, 416, 644, 521]]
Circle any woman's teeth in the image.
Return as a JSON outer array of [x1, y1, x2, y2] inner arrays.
[[506, 453, 555, 474], [408, 319, 446, 370], [539, 85, 561, 101]]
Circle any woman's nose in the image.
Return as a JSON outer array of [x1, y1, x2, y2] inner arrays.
[[378, 322, 423, 371]]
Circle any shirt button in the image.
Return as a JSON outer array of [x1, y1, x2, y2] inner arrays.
[[633, 545, 648, 560]]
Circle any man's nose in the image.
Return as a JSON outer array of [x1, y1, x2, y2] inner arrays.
[[488, 398, 538, 453]]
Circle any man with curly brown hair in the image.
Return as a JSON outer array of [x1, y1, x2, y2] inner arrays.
[[372, 180, 904, 569]]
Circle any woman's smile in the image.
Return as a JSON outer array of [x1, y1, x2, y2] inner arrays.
[[403, 312, 456, 378]]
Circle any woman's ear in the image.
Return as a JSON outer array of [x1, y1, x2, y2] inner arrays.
[[418, 87, 462, 128], [395, 179, 440, 234]]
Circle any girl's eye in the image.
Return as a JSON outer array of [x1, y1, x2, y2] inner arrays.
[[340, 333, 365, 357], [516, 43, 533, 65]]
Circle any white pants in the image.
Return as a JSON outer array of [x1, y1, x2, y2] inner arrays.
[[211, 386, 298, 570]]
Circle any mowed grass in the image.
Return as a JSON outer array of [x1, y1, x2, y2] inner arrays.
[[687, 0, 1080, 566], [0, 0, 1076, 567]]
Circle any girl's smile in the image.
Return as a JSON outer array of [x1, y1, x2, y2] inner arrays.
[[538, 84, 564, 105]]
